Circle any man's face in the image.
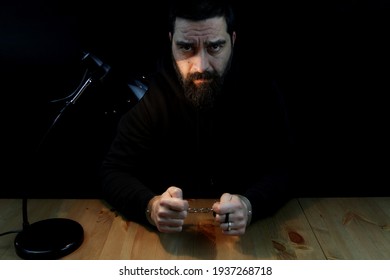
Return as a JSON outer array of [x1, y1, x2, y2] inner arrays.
[[170, 16, 235, 109]]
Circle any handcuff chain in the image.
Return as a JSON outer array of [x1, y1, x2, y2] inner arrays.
[[188, 207, 214, 213]]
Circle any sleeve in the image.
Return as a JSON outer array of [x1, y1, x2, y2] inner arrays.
[[243, 78, 294, 222], [100, 97, 156, 225]]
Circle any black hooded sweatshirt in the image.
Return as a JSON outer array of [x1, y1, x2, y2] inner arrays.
[[100, 52, 292, 226]]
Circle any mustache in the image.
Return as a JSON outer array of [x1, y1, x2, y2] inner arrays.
[[187, 71, 217, 81]]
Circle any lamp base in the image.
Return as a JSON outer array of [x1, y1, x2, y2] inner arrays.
[[14, 218, 84, 259]]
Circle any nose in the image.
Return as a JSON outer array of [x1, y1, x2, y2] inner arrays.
[[191, 49, 210, 73]]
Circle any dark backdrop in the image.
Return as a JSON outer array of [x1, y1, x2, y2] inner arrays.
[[1, 1, 389, 198]]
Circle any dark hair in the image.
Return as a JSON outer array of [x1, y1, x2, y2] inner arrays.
[[168, 0, 236, 37]]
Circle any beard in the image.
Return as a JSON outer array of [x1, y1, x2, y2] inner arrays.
[[173, 54, 232, 110], [182, 71, 222, 110]]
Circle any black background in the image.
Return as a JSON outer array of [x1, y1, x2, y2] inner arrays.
[[1, 1, 389, 198]]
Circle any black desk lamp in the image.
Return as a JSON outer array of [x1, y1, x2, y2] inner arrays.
[[14, 200, 84, 259], [14, 52, 110, 259]]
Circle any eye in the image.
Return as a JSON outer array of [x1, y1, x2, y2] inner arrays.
[[177, 43, 194, 52], [208, 43, 224, 54]]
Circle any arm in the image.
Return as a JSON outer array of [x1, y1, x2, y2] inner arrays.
[[100, 97, 156, 225], [213, 78, 293, 233]]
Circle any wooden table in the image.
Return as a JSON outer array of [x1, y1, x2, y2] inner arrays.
[[0, 197, 389, 259]]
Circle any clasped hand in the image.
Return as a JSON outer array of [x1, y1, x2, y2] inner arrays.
[[148, 186, 250, 235]]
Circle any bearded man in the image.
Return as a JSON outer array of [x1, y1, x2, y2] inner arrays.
[[101, 0, 292, 235]]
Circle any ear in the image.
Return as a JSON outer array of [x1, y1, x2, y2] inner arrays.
[[232, 31, 236, 46], [169, 32, 172, 41]]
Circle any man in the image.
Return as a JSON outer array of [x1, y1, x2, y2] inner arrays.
[[101, 0, 292, 235]]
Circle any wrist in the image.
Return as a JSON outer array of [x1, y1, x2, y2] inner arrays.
[[237, 195, 252, 227], [145, 196, 160, 226]]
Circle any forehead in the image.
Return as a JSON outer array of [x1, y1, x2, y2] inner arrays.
[[173, 16, 229, 41]]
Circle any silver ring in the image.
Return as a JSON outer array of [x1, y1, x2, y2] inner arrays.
[[227, 221, 232, 231]]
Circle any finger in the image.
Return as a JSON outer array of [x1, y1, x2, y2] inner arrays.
[[158, 224, 184, 233], [214, 212, 233, 224], [221, 221, 233, 233], [222, 228, 245, 236], [158, 207, 188, 219], [221, 221, 246, 236], [157, 215, 185, 226], [155, 207, 186, 225], [157, 219, 185, 233], [160, 197, 189, 212]]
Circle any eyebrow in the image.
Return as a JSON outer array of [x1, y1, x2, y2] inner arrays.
[[205, 39, 227, 46], [175, 39, 227, 46]]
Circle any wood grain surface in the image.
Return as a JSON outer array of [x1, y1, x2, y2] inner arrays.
[[1, 197, 388, 260]]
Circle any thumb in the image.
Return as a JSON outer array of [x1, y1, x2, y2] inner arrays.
[[166, 186, 183, 199], [220, 192, 233, 203]]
